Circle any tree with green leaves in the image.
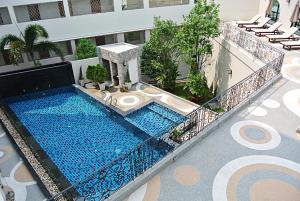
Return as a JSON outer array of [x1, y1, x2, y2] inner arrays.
[[184, 69, 214, 103], [0, 24, 64, 66], [177, 0, 220, 71], [140, 17, 179, 90], [75, 39, 97, 60]]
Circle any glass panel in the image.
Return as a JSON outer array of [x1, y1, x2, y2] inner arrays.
[[124, 30, 145, 45]]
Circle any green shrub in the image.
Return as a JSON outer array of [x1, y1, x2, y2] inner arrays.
[[86, 64, 107, 83], [75, 39, 97, 60]]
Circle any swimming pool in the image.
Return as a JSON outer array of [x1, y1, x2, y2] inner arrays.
[[5, 86, 181, 197]]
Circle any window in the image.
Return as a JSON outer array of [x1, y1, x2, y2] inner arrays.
[[27, 4, 41, 21], [149, 0, 189, 8], [68, 0, 113, 16], [291, 8, 300, 35], [0, 50, 24, 66], [122, 0, 144, 10], [14, 2, 65, 23], [124, 31, 145, 45], [95, 35, 117, 46], [268, 0, 280, 24], [0, 7, 12, 25]]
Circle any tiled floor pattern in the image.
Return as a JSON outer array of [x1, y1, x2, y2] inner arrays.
[[86, 83, 198, 116], [0, 124, 45, 201], [123, 52, 300, 200]]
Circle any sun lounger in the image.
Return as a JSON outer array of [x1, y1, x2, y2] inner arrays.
[[266, 27, 300, 42], [236, 15, 261, 27], [253, 22, 282, 36], [244, 17, 271, 31], [280, 40, 300, 50]]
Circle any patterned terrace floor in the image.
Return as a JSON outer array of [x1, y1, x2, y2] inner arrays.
[[123, 52, 300, 201]]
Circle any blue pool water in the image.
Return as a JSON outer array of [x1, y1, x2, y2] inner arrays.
[[6, 87, 181, 195], [126, 103, 185, 136]]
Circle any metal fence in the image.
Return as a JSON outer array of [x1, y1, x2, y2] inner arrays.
[[176, 23, 284, 142], [49, 23, 284, 200]]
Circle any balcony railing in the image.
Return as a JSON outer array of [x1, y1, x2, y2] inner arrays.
[[175, 23, 284, 142], [47, 22, 284, 201]]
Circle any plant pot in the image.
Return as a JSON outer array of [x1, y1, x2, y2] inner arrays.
[[125, 82, 132, 89], [98, 83, 106, 91], [79, 79, 85, 86]]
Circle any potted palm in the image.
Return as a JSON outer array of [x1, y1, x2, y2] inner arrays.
[[125, 70, 132, 89]]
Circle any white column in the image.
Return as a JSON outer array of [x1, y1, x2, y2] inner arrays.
[[145, 29, 151, 41], [7, 6, 18, 24], [63, 0, 71, 17], [189, 0, 194, 5], [114, 0, 122, 12], [70, 40, 76, 56], [117, 33, 125, 43], [143, 0, 149, 8]]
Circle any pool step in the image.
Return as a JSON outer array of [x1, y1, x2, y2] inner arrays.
[[147, 103, 184, 123]]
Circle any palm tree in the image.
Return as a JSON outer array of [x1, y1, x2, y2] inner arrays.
[[0, 24, 64, 66]]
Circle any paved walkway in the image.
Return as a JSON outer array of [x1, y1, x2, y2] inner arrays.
[[0, 124, 45, 201], [123, 52, 300, 201]]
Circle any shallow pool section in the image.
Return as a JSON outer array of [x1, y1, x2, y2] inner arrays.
[[5, 87, 170, 191], [125, 102, 185, 136]]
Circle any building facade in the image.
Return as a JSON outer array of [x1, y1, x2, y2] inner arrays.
[[0, 0, 259, 72]]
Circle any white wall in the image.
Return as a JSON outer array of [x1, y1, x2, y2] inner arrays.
[[0, 0, 261, 42], [128, 57, 139, 83], [0, 54, 73, 73], [259, 0, 298, 29], [70, 57, 99, 83], [216, 0, 260, 21], [205, 37, 265, 93]]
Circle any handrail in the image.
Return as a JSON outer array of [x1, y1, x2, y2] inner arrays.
[[49, 22, 285, 201]]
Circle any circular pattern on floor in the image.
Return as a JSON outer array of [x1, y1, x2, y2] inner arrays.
[[231, 120, 281, 150], [125, 174, 161, 201], [282, 62, 300, 84], [119, 95, 140, 106], [14, 163, 35, 183], [174, 165, 200, 186], [262, 99, 280, 108], [283, 89, 300, 117], [248, 106, 267, 116], [212, 155, 300, 201]]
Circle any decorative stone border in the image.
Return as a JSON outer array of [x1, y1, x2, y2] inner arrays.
[[0, 109, 65, 201]]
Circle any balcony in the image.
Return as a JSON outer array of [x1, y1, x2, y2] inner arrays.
[[14, 1, 65, 23], [0, 7, 12, 25], [68, 0, 114, 16]]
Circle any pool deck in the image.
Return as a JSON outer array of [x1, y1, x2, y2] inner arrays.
[[80, 82, 199, 116], [121, 51, 300, 200], [0, 123, 45, 201]]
